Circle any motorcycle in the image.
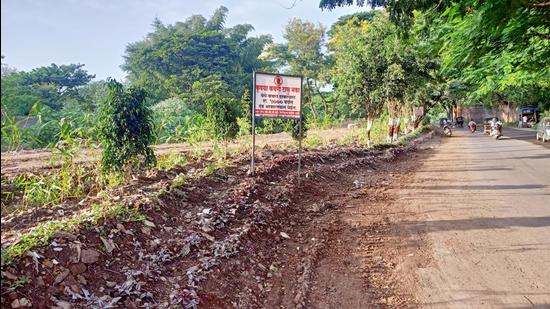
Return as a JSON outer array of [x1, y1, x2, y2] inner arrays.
[[491, 123, 502, 140], [443, 124, 452, 137], [468, 122, 477, 133], [456, 116, 464, 128]]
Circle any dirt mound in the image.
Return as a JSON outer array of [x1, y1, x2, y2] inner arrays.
[[1, 134, 433, 308]]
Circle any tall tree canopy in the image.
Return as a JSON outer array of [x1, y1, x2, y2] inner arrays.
[[1, 63, 94, 114], [122, 6, 272, 104], [330, 11, 437, 142], [262, 18, 330, 122], [321, 0, 550, 110]]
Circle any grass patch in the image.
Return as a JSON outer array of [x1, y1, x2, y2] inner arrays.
[[1, 202, 144, 266], [7, 141, 102, 210], [171, 173, 187, 189], [157, 152, 188, 170], [13, 163, 97, 208], [304, 133, 324, 148], [1, 217, 80, 266], [397, 125, 431, 145]]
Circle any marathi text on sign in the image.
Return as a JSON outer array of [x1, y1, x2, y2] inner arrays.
[[254, 73, 302, 119]]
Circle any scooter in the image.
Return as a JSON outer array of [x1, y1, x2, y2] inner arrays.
[[443, 124, 452, 137], [491, 123, 502, 140]]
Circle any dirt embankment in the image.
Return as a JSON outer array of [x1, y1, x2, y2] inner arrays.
[[1, 133, 435, 309]]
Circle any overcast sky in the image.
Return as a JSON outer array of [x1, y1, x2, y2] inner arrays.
[[1, 0, 364, 80]]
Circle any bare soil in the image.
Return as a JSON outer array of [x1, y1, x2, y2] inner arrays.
[[0, 132, 434, 308], [0, 127, 365, 176]]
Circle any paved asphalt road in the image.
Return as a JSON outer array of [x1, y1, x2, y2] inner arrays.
[[396, 127, 550, 308], [502, 126, 550, 149]]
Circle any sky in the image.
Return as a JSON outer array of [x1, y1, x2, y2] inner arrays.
[[1, 0, 364, 81]]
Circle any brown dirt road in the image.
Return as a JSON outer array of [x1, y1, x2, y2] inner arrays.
[[391, 128, 550, 308]]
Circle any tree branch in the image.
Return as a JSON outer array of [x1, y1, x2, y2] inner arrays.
[[524, 1, 550, 7], [281, 0, 300, 9]]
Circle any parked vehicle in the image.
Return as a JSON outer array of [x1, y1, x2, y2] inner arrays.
[[536, 117, 550, 143], [483, 117, 498, 135], [518, 107, 539, 128]]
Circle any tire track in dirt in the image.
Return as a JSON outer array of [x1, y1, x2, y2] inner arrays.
[[198, 134, 436, 308], [303, 143, 436, 309]]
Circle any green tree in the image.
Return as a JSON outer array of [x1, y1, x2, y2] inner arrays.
[[205, 94, 239, 157], [330, 16, 384, 146], [321, 0, 550, 111], [23, 63, 95, 110], [122, 6, 272, 104], [262, 18, 329, 124], [182, 75, 234, 114], [78, 80, 109, 112], [330, 11, 435, 143], [237, 88, 252, 136], [98, 79, 156, 174], [1, 72, 41, 116], [1, 63, 95, 116]]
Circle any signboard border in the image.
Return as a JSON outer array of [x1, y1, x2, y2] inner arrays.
[[250, 71, 304, 177], [253, 71, 303, 119]]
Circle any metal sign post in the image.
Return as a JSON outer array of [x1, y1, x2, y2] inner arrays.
[[250, 73, 257, 176], [297, 115, 302, 178], [249, 72, 303, 177]]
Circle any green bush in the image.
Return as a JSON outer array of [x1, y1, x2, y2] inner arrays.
[[98, 79, 156, 174], [205, 94, 239, 157], [286, 114, 308, 142], [152, 97, 195, 143], [237, 89, 252, 136]]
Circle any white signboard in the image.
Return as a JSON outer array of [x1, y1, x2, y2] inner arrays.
[[254, 72, 302, 119]]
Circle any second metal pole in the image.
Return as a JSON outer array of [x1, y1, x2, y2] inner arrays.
[[298, 116, 302, 178], [250, 73, 256, 176]]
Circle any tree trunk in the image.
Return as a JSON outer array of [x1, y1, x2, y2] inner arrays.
[[387, 118, 394, 144], [305, 83, 318, 125], [224, 139, 228, 160], [307, 95, 318, 124], [393, 117, 400, 141], [386, 98, 398, 143], [507, 100, 511, 122], [366, 115, 373, 148]]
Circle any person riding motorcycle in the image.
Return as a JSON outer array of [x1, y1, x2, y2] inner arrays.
[[468, 119, 477, 133], [441, 118, 452, 137], [489, 117, 502, 139]]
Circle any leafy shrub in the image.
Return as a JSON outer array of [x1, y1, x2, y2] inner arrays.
[[255, 118, 287, 134], [98, 79, 156, 174], [205, 94, 239, 156], [237, 89, 252, 136], [286, 114, 308, 142]]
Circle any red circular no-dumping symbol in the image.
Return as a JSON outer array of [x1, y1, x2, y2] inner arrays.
[[274, 75, 283, 86]]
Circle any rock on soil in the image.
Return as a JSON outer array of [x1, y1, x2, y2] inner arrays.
[[80, 249, 100, 264]]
